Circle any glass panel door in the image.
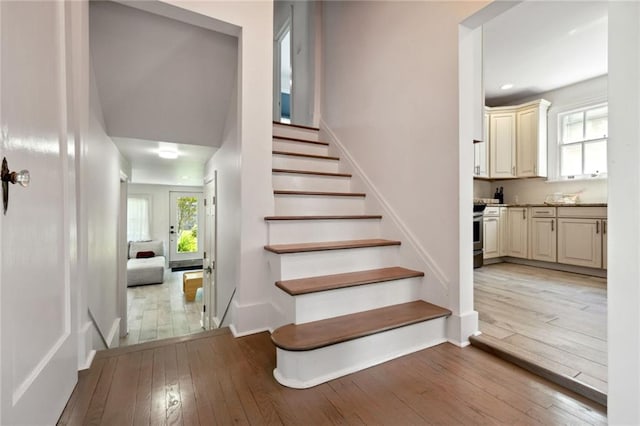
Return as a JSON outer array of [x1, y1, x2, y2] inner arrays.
[[169, 191, 204, 263]]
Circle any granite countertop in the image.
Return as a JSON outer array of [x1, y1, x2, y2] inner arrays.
[[486, 203, 607, 207]]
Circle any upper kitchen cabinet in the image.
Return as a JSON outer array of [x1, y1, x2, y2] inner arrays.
[[516, 100, 551, 177], [489, 111, 516, 178], [485, 99, 550, 179], [473, 113, 489, 177]]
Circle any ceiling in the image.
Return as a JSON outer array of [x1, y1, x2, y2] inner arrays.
[[112, 137, 215, 186], [483, 1, 608, 106], [89, 1, 237, 185]]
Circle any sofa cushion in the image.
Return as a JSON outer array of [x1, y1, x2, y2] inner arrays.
[[129, 240, 164, 259], [127, 256, 165, 286]]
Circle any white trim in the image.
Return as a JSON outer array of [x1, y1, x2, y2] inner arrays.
[[320, 121, 449, 291], [77, 320, 95, 370], [446, 311, 479, 347], [105, 318, 121, 349]]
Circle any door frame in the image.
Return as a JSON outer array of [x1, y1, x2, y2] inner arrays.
[[203, 172, 218, 329], [117, 172, 128, 337], [273, 8, 293, 123]]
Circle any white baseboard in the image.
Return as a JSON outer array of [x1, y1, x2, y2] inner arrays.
[[78, 321, 96, 370], [446, 310, 479, 347], [229, 300, 273, 337], [105, 318, 121, 349]]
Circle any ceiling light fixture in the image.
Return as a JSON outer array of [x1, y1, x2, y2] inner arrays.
[[500, 83, 514, 90], [158, 150, 178, 159]]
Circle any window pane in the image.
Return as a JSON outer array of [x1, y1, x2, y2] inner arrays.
[[176, 196, 198, 253], [584, 140, 607, 175], [585, 106, 608, 140], [562, 112, 584, 143], [561, 144, 583, 176]]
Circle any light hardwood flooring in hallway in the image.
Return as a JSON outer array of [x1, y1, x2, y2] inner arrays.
[[120, 270, 204, 347], [474, 263, 607, 397]]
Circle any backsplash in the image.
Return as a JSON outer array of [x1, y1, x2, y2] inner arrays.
[[475, 177, 607, 204]]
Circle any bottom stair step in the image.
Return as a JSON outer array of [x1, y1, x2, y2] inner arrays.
[[271, 301, 451, 389], [272, 300, 451, 351]]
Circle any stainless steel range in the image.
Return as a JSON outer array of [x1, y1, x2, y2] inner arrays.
[[473, 203, 486, 268]]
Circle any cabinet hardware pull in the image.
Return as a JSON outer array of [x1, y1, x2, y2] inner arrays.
[[603, 221, 607, 234], [551, 219, 554, 232], [512, 166, 516, 175], [522, 209, 526, 220], [596, 221, 599, 234]]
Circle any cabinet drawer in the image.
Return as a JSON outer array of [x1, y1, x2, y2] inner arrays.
[[557, 206, 607, 218], [484, 206, 500, 216], [531, 207, 556, 217]]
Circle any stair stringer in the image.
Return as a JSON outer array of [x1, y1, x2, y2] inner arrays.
[[319, 120, 478, 346]]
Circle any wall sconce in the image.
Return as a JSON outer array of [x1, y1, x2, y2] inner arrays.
[[1, 157, 30, 215]]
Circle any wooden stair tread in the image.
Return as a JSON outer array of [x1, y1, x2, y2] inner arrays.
[[274, 190, 365, 197], [276, 267, 424, 296], [265, 215, 382, 221], [273, 135, 329, 146], [272, 168, 352, 178], [271, 301, 451, 351], [273, 121, 320, 131], [264, 239, 400, 254], [273, 150, 339, 161]]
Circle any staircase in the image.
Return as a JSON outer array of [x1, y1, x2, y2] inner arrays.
[[265, 122, 451, 388]]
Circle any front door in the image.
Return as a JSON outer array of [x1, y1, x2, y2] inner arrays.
[[169, 191, 204, 265], [0, 1, 77, 423]]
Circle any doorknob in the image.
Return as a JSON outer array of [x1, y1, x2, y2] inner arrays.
[[206, 266, 213, 274], [2, 157, 30, 215]]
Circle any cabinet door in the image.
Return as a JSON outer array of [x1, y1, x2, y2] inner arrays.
[[531, 217, 557, 262], [507, 208, 528, 258], [483, 217, 499, 259], [557, 218, 602, 268], [499, 207, 508, 256], [516, 107, 538, 177], [602, 219, 607, 269], [489, 112, 516, 178]]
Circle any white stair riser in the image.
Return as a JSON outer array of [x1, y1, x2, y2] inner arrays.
[[292, 277, 423, 324], [267, 219, 381, 244], [272, 155, 339, 173], [275, 195, 365, 216], [268, 246, 400, 281], [272, 173, 351, 192], [273, 140, 328, 156], [273, 317, 448, 389], [273, 126, 319, 141]]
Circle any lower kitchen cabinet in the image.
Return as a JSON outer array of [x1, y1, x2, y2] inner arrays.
[[483, 216, 500, 259], [530, 217, 557, 262], [499, 207, 508, 256], [557, 218, 603, 268], [507, 207, 528, 258]]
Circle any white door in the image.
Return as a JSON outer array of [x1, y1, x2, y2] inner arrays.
[[202, 174, 217, 328], [1, 1, 77, 424], [169, 191, 204, 264]]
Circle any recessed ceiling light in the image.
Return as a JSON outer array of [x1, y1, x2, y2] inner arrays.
[[500, 83, 514, 90], [158, 150, 178, 159]]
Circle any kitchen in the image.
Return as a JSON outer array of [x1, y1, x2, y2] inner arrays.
[[471, 1, 608, 405]]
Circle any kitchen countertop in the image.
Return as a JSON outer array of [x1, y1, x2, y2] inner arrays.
[[486, 203, 607, 207]]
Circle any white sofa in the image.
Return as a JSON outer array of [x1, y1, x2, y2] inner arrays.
[[127, 240, 166, 286]]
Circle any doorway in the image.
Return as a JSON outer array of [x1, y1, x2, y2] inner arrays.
[[274, 15, 292, 123], [169, 191, 204, 270]]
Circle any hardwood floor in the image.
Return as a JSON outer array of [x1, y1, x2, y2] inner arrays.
[[120, 270, 204, 347], [59, 329, 606, 425], [474, 262, 607, 400]]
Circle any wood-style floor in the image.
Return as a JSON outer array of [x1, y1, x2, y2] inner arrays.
[[120, 270, 204, 347], [58, 328, 606, 425], [474, 263, 607, 396]]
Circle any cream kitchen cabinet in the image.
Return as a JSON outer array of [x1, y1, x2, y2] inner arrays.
[[489, 112, 516, 178], [557, 218, 602, 268], [516, 100, 550, 178], [530, 207, 557, 262], [499, 207, 508, 256], [473, 113, 489, 177], [507, 207, 528, 258], [483, 207, 500, 259]]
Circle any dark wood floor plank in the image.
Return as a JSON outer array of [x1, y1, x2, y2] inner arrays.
[[100, 352, 142, 426], [58, 358, 107, 426], [132, 350, 154, 426], [59, 331, 607, 425], [81, 357, 118, 426]]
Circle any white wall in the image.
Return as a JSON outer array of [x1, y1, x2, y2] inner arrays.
[[274, 0, 318, 126], [204, 77, 240, 325], [158, 0, 274, 336], [321, 1, 487, 342], [128, 183, 203, 263]]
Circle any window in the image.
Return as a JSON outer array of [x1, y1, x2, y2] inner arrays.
[[127, 195, 151, 242], [558, 104, 607, 179]]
